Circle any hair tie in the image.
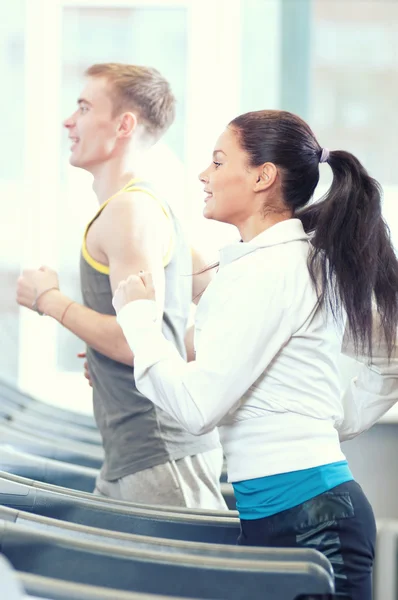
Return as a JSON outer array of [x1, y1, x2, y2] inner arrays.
[[319, 148, 330, 163]]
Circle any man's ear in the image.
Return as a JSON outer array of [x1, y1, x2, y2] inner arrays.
[[253, 162, 278, 192], [117, 112, 137, 138]]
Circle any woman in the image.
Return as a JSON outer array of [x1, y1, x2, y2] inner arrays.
[[112, 110, 398, 600]]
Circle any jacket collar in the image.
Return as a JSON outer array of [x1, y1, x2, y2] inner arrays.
[[218, 219, 309, 268]]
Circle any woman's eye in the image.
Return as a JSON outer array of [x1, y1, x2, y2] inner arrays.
[[213, 161, 221, 168]]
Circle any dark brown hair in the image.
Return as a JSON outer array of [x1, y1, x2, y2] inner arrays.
[[229, 110, 398, 357]]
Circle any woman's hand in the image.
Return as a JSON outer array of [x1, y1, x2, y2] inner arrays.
[[112, 271, 156, 315]]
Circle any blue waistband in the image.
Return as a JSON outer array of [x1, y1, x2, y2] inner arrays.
[[232, 461, 354, 520]]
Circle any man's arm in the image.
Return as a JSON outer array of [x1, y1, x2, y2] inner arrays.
[[183, 248, 217, 361], [191, 247, 216, 305], [17, 193, 169, 366], [39, 290, 135, 365], [185, 325, 195, 362]]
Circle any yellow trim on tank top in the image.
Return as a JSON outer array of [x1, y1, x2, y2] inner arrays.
[[82, 179, 175, 274]]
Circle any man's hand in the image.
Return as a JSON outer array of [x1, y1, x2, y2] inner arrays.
[[112, 272, 156, 315], [77, 351, 92, 387], [16, 266, 59, 313]]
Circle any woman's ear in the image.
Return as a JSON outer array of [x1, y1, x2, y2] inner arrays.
[[254, 162, 277, 192]]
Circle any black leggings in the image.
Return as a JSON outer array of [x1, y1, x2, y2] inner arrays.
[[237, 480, 376, 600]]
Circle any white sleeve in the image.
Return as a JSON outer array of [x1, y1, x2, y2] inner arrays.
[[338, 321, 398, 441], [117, 272, 293, 435]]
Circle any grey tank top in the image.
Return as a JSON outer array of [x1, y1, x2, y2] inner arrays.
[[80, 179, 220, 481]]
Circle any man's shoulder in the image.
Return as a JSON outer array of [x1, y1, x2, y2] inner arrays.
[[102, 190, 169, 227]]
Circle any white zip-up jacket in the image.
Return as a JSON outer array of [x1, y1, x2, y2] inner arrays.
[[117, 219, 398, 482]]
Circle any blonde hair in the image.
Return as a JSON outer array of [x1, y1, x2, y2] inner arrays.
[[85, 63, 176, 139]]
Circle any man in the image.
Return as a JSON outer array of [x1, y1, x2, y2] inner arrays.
[[17, 63, 226, 509]]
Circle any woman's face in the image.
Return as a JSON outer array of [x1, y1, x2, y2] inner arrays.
[[199, 127, 258, 226]]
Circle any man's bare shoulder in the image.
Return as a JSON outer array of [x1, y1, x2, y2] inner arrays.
[[100, 191, 167, 232], [99, 191, 170, 256]]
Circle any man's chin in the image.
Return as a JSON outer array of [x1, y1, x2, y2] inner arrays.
[[69, 155, 79, 167], [69, 156, 87, 170]]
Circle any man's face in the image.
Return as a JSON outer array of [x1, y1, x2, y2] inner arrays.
[[63, 76, 120, 171]]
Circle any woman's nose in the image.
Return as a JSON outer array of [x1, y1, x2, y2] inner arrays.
[[198, 169, 209, 183]]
